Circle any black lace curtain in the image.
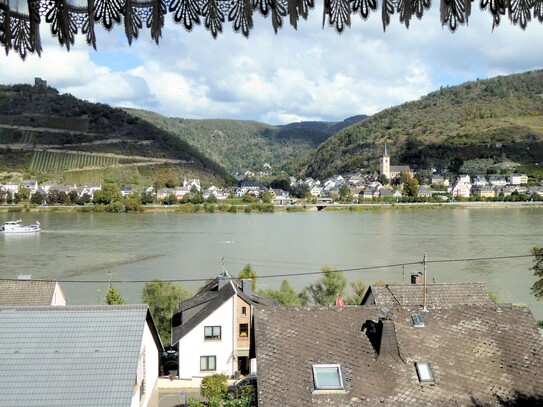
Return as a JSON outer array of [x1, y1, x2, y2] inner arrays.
[[1, 0, 542, 60]]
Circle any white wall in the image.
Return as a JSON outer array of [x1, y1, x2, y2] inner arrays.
[[177, 297, 235, 379], [131, 320, 161, 407]]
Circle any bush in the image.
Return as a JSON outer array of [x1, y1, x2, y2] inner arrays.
[[106, 201, 125, 213], [201, 374, 228, 404]]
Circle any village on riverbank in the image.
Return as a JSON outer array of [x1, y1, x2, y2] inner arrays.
[[2, 146, 543, 212]]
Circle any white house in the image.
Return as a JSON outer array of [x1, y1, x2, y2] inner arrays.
[[450, 175, 472, 198], [171, 271, 276, 380], [20, 179, 38, 193], [310, 185, 323, 197], [3, 181, 19, 194], [488, 176, 507, 187], [509, 173, 528, 185]]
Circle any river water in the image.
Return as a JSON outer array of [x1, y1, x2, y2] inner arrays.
[[1, 207, 542, 320]]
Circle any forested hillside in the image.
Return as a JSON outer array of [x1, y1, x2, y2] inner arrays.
[[0, 84, 233, 186], [293, 70, 543, 178], [125, 110, 366, 174]]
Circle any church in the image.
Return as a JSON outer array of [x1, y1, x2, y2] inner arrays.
[[379, 142, 413, 180]]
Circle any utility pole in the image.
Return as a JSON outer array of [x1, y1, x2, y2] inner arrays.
[[423, 254, 427, 311]]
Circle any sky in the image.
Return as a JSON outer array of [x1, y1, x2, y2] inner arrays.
[[2, 3, 543, 125]]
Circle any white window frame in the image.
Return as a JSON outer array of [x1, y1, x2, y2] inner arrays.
[[415, 361, 434, 384], [312, 364, 344, 391]]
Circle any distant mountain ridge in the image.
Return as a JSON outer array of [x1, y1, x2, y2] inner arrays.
[[278, 115, 368, 135], [124, 110, 368, 175], [292, 70, 543, 179]]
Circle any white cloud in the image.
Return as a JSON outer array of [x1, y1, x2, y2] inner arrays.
[[1, 5, 543, 124]]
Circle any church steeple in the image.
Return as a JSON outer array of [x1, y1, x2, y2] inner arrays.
[[380, 141, 391, 180]]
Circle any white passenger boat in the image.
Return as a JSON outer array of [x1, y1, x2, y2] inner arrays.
[[1, 220, 41, 233]]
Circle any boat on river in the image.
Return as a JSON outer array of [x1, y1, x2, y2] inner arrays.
[[1, 220, 41, 233]]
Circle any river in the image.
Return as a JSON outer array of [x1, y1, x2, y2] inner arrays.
[[1, 207, 542, 321]]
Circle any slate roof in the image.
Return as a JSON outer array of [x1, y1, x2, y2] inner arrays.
[[0, 305, 162, 407], [254, 305, 543, 406], [171, 274, 276, 345], [361, 283, 493, 308], [0, 280, 65, 306]]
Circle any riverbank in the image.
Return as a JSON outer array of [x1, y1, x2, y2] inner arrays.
[[1, 201, 543, 213]]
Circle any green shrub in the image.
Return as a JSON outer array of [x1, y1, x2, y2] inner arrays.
[[106, 201, 125, 213]]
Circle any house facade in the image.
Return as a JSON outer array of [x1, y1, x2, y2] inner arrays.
[[171, 271, 275, 380]]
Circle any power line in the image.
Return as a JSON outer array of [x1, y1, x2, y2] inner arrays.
[[0, 253, 534, 284]]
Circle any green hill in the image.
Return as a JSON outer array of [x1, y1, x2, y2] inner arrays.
[[124, 110, 366, 175], [292, 70, 543, 179], [0, 84, 233, 186]]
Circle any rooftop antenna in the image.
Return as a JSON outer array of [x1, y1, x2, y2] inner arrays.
[[422, 254, 428, 312], [221, 257, 231, 278]]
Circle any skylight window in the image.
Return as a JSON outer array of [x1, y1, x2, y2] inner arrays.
[[415, 362, 434, 384], [411, 314, 425, 327], [312, 364, 344, 391]]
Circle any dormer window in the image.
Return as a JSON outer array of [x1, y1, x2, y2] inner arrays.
[[415, 362, 434, 384], [312, 364, 344, 391]]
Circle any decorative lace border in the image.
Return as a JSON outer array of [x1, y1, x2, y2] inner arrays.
[[1, 0, 542, 59]]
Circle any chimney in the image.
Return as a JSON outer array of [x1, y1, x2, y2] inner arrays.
[[218, 270, 231, 290], [378, 319, 400, 362], [241, 279, 253, 296], [411, 272, 422, 285]]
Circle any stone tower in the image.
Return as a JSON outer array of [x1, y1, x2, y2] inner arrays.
[[380, 142, 390, 179]]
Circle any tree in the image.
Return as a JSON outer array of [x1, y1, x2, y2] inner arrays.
[[106, 284, 126, 304], [242, 193, 256, 203], [345, 279, 367, 305], [239, 264, 257, 291], [140, 191, 154, 205], [261, 191, 273, 203], [377, 174, 389, 186], [259, 279, 301, 306], [30, 191, 44, 205], [338, 184, 353, 203], [77, 193, 92, 205], [93, 183, 123, 205], [531, 247, 543, 300], [141, 279, 192, 345], [206, 194, 218, 204], [449, 157, 464, 173], [307, 266, 347, 305], [163, 194, 179, 205], [17, 187, 30, 201], [403, 177, 419, 197], [68, 190, 79, 204], [191, 192, 205, 204]]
